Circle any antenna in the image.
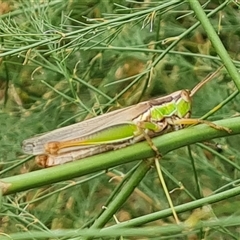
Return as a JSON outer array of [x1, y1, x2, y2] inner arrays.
[[190, 65, 224, 97]]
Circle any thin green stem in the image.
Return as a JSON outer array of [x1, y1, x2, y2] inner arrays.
[[0, 1, 181, 57], [188, 0, 240, 91], [103, 183, 240, 230], [201, 90, 239, 120], [1, 117, 240, 195], [187, 146, 202, 199], [154, 158, 180, 224], [86, 160, 152, 231]]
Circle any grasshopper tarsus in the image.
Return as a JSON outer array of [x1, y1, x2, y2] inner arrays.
[[196, 119, 231, 134], [214, 125, 231, 134]]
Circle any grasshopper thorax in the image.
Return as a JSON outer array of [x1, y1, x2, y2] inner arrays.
[[148, 89, 192, 122], [175, 90, 192, 118]]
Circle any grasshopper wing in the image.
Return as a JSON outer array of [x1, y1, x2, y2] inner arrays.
[[22, 100, 152, 155]]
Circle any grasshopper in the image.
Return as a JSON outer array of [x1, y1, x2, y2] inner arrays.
[[22, 67, 230, 167]]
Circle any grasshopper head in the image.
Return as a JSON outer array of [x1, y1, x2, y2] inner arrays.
[[181, 89, 191, 102], [176, 90, 192, 118]]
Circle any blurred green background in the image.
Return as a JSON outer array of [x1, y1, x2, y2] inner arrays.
[[1, 0, 240, 239]]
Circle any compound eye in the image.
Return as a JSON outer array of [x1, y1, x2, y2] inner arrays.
[[181, 90, 190, 102]]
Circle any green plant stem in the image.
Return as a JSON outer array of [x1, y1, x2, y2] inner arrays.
[[196, 142, 240, 171], [103, 0, 230, 107], [0, 1, 181, 57], [188, 0, 240, 91], [87, 160, 152, 230], [187, 146, 202, 199], [1, 117, 240, 195], [103, 183, 240, 230], [2, 216, 240, 240], [201, 90, 239, 120], [91, 164, 141, 222]]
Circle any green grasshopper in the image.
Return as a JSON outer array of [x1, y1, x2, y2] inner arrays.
[[22, 67, 230, 167]]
